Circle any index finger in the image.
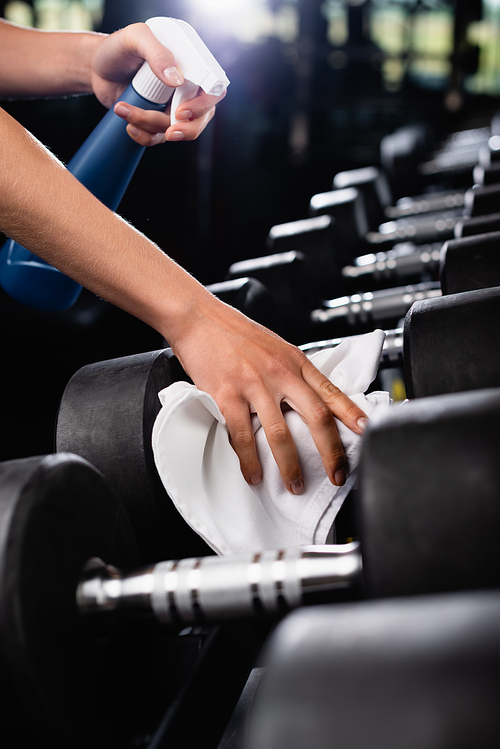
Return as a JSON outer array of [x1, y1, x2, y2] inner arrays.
[[174, 89, 226, 119], [281, 358, 367, 485], [300, 357, 369, 435]]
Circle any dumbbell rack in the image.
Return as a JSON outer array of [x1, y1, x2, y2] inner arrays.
[[2, 81, 500, 749]]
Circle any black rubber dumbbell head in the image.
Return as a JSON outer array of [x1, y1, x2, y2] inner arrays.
[[0, 453, 148, 748]]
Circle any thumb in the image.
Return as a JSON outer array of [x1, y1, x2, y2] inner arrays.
[[129, 23, 185, 88]]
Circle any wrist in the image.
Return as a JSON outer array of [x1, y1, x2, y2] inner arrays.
[[154, 272, 219, 354], [70, 30, 107, 94]]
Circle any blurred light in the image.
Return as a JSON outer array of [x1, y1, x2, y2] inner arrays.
[[195, 0, 253, 9], [187, 0, 298, 44], [4, 1, 34, 26], [6, 0, 104, 30]]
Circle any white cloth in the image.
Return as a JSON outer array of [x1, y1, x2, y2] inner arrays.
[[152, 330, 391, 555]]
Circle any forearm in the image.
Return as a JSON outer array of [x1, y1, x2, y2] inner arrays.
[[0, 105, 208, 341], [0, 19, 103, 98], [0, 108, 368, 493]]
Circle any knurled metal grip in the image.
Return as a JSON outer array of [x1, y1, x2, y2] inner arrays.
[[151, 549, 304, 625], [77, 544, 362, 623]]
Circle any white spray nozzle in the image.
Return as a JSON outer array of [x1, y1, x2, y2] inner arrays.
[[132, 17, 230, 125]]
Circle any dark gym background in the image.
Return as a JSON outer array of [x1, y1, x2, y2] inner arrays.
[[0, 0, 496, 460]]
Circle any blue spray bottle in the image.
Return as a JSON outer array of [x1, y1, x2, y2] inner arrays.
[[0, 17, 229, 311]]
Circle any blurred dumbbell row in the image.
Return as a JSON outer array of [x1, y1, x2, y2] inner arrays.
[[204, 112, 500, 403], [0, 114, 498, 749]]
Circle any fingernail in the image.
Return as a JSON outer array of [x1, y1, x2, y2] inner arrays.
[[163, 66, 184, 87], [128, 126, 141, 138], [114, 102, 130, 117], [291, 479, 304, 495], [176, 110, 193, 121], [334, 468, 346, 487], [167, 130, 184, 141], [249, 475, 261, 486], [357, 417, 369, 433]]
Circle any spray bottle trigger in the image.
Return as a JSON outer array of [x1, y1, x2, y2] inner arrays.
[[170, 80, 201, 126]]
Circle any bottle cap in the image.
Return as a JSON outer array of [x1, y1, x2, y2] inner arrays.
[[132, 17, 229, 105]]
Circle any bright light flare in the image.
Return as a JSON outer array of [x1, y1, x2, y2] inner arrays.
[[187, 0, 298, 44]]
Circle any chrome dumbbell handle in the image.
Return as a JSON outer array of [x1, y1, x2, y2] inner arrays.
[[301, 328, 404, 367], [311, 282, 441, 327], [77, 543, 362, 626], [342, 241, 443, 282], [385, 190, 466, 219]]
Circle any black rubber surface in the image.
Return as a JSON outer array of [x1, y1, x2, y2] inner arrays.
[[0, 453, 149, 748], [358, 388, 500, 598], [56, 348, 213, 564]]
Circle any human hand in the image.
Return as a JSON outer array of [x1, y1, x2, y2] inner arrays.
[[89, 22, 225, 145], [170, 294, 368, 495]]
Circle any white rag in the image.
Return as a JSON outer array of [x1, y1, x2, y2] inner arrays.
[[152, 329, 391, 555]]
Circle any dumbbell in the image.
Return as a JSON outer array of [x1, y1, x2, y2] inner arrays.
[[5, 387, 500, 745], [329, 137, 500, 244], [378, 122, 435, 197], [77, 383, 500, 610], [315, 210, 500, 335], [263, 212, 437, 298], [225, 250, 445, 341], [328, 160, 497, 231], [275, 218, 438, 294], [268, 120, 499, 277], [307, 185, 370, 263], [365, 182, 500, 248], [384, 156, 500, 220], [380, 116, 500, 195], [440, 230, 500, 294], [261, 187, 370, 288], [216, 206, 500, 342], [317, 146, 500, 244], [330, 149, 500, 290], [309, 280, 442, 338], [0, 453, 266, 749], [418, 125, 500, 181], [56, 347, 213, 566], [304, 285, 500, 400], [309, 149, 500, 257], [265, 214, 336, 281], [341, 212, 500, 293], [223, 250, 317, 341], [50, 297, 427, 556], [57, 284, 500, 554], [264, 183, 500, 299], [327, 134, 500, 255], [245, 590, 500, 749], [205, 276, 289, 339], [332, 161, 500, 231]]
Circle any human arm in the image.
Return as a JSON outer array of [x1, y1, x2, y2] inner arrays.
[[0, 18, 224, 143], [0, 106, 367, 493]]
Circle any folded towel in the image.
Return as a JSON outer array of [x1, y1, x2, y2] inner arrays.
[[152, 330, 391, 555]]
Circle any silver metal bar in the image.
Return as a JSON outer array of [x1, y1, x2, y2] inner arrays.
[[300, 328, 404, 366], [77, 543, 362, 626], [342, 241, 443, 282], [310, 282, 441, 326]]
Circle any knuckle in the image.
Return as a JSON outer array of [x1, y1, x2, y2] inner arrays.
[[263, 352, 293, 382], [128, 110, 149, 128], [231, 429, 255, 453], [311, 401, 335, 428], [267, 421, 290, 446], [319, 379, 342, 402], [134, 133, 150, 146]]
